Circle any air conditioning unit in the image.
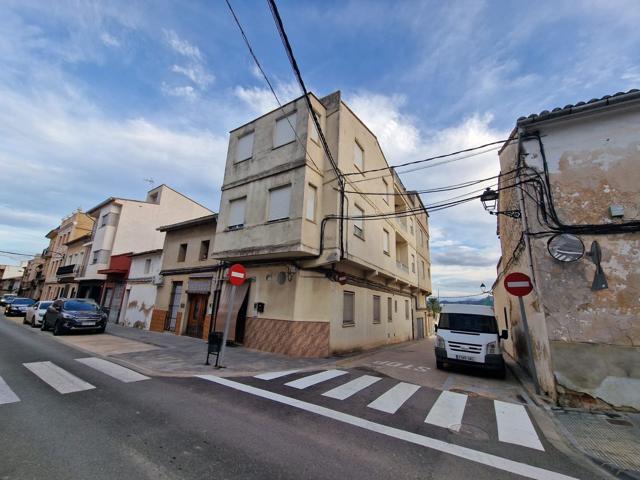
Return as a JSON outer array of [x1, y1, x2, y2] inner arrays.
[[152, 274, 164, 286]]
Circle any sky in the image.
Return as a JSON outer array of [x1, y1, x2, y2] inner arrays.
[[0, 0, 638, 296]]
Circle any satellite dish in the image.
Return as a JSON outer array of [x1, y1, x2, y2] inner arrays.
[[547, 234, 584, 262]]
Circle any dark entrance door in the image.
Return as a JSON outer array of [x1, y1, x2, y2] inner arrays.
[[234, 287, 249, 344], [185, 293, 208, 339]]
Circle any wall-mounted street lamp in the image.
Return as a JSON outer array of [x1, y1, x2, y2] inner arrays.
[[480, 188, 521, 218]]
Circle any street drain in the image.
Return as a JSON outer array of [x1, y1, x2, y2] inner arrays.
[[449, 423, 490, 440], [606, 418, 633, 427]]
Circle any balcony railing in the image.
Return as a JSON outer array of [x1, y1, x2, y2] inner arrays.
[[396, 261, 409, 273], [56, 264, 78, 277], [396, 215, 407, 230]]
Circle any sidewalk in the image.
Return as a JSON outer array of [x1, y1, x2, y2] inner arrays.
[[505, 353, 640, 479]]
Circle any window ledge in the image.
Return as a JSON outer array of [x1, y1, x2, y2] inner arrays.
[[342, 323, 355, 328], [234, 157, 252, 165], [226, 225, 245, 232], [272, 139, 296, 151], [265, 218, 290, 225], [383, 250, 390, 256]]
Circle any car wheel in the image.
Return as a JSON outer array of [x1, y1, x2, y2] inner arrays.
[[40, 316, 47, 331], [436, 360, 444, 370], [53, 320, 65, 336], [31, 316, 38, 328], [22, 315, 28, 325]]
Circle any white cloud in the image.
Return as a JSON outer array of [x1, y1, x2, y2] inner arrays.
[[100, 32, 121, 47], [233, 81, 300, 116], [171, 64, 214, 89], [161, 83, 197, 100], [163, 29, 202, 61]]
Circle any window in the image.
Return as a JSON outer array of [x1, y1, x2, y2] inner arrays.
[[421, 260, 425, 279], [268, 185, 292, 221], [236, 132, 254, 162], [228, 197, 246, 229], [353, 204, 364, 238], [274, 112, 297, 148], [373, 295, 381, 324], [382, 178, 390, 205], [409, 217, 414, 235], [199, 240, 210, 261], [411, 254, 416, 273], [387, 297, 392, 322], [177, 243, 187, 262], [91, 249, 110, 265], [99, 212, 118, 228], [309, 111, 320, 143], [418, 228, 423, 246], [354, 141, 364, 171], [144, 258, 151, 274], [383, 229, 390, 254], [343, 291, 355, 327], [306, 184, 317, 221], [394, 299, 398, 313], [100, 214, 108, 227], [405, 299, 410, 320], [148, 192, 159, 204]]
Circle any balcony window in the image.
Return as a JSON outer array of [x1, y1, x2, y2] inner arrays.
[[236, 132, 254, 162], [268, 185, 291, 221], [343, 291, 355, 327], [354, 141, 364, 171], [228, 197, 246, 229], [373, 295, 381, 324], [274, 112, 297, 148], [353, 204, 364, 239]]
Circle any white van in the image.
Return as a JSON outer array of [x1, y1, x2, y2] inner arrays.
[[435, 303, 508, 378]]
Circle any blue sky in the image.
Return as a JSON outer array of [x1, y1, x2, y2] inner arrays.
[[1, 0, 638, 295]]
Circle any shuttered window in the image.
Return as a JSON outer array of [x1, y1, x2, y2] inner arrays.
[[373, 295, 381, 324], [236, 132, 254, 162], [268, 185, 291, 221], [343, 291, 355, 327], [274, 112, 297, 148], [353, 204, 364, 238], [228, 197, 246, 228], [354, 141, 364, 171]]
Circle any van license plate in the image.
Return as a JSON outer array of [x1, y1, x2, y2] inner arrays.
[[455, 354, 475, 361], [82, 321, 96, 326]]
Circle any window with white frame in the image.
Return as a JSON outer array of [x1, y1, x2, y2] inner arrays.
[[228, 197, 246, 229], [343, 291, 355, 327], [373, 295, 381, 324], [383, 229, 390, 254], [274, 112, 297, 148], [353, 204, 364, 238], [306, 184, 317, 221], [236, 132, 254, 162], [268, 185, 292, 221], [144, 258, 152, 274], [382, 178, 389, 204], [353, 141, 364, 171]]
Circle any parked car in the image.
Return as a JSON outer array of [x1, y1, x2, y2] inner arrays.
[[0, 293, 17, 306], [5, 297, 36, 316], [41, 298, 107, 335], [24, 301, 53, 327], [434, 304, 508, 378]]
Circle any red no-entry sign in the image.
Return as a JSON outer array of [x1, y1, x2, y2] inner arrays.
[[504, 272, 533, 297], [228, 263, 247, 286]]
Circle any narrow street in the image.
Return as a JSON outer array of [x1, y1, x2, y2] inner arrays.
[[0, 313, 604, 480]]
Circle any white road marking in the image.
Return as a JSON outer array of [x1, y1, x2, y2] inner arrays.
[[75, 357, 150, 383], [367, 382, 420, 414], [507, 281, 530, 288], [322, 375, 381, 400], [0, 375, 20, 405], [254, 369, 301, 380], [285, 370, 348, 389], [495, 400, 544, 451], [197, 375, 576, 480], [23, 361, 95, 394], [424, 390, 468, 432]]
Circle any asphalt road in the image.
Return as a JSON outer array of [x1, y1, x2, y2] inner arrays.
[[0, 313, 602, 480]]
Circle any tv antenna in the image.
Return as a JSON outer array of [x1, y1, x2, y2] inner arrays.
[[143, 178, 155, 187]]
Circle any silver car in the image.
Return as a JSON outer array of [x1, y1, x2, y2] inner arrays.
[[24, 301, 53, 327]]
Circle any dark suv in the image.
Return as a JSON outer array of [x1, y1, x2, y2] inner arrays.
[[5, 297, 35, 316], [42, 298, 107, 335]]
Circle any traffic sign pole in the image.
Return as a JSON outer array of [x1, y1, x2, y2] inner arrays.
[[216, 264, 247, 369]]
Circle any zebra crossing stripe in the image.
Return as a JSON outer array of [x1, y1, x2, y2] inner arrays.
[[367, 382, 420, 414], [322, 375, 381, 400], [254, 369, 301, 380], [285, 370, 348, 389], [424, 390, 468, 432], [495, 400, 544, 451], [75, 358, 149, 383], [23, 361, 95, 394], [0, 375, 20, 405]]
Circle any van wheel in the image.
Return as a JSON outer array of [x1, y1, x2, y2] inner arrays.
[[436, 360, 444, 370]]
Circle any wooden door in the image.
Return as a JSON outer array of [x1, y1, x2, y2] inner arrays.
[[185, 294, 207, 339]]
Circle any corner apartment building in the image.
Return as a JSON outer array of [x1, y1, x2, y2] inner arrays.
[[212, 91, 431, 357], [492, 89, 640, 411], [76, 185, 213, 322]]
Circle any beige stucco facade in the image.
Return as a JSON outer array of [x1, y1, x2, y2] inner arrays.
[[492, 91, 640, 411], [212, 91, 432, 357]]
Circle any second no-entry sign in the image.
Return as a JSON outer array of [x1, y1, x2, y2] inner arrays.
[[228, 263, 247, 286], [504, 272, 533, 297]]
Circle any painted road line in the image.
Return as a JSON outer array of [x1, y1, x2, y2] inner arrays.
[[424, 390, 468, 432], [197, 375, 576, 480], [75, 357, 150, 383], [23, 361, 95, 394], [285, 370, 348, 389], [322, 375, 381, 400], [0, 375, 20, 405], [254, 369, 301, 381], [367, 382, 420, 414], [495, 400, 544, 451]]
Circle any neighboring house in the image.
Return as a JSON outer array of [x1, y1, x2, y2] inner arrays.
[[120, 249, 163, 329], [19, 255, 46, 299], [150, 214, 221, 339], [55, 234, 91, 299], [0, 264, 25, 295], [42, 209, 95, 300], [211, 91, 432, 357], [492, 89, 640, 411], [76, 184, 213, 323]]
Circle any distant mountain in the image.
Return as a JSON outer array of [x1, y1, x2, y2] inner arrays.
[[440, 296, 494, 306]]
